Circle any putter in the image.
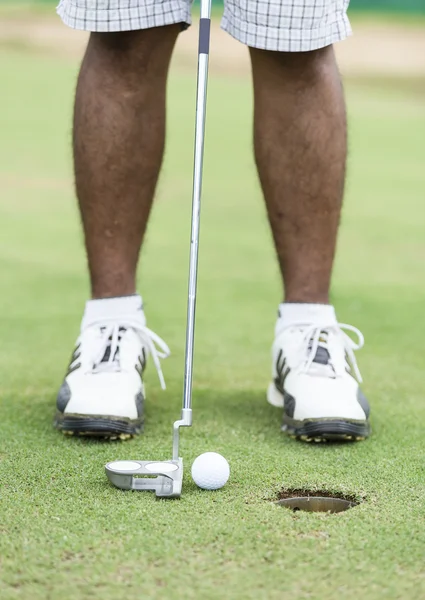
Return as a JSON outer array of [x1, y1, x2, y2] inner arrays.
[[105, 0, 212, 498]]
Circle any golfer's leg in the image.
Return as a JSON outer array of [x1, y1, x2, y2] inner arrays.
[[222, 1, 370, 441], [54, 1, 190, 438], [74, 27, 179, 299], [250, 45, 346, 304]]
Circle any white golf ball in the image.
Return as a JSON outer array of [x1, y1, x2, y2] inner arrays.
[[191, 452, 230, 490]]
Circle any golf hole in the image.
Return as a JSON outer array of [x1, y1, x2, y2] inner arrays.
[[276, 489, 359, 513]]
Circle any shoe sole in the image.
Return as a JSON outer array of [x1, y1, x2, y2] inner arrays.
[[267, 383, 370, 443], [54, 412, 142, 440]]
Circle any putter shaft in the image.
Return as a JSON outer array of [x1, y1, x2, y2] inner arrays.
[[173, 0, 212, 457], [182, 2, 211, 412]]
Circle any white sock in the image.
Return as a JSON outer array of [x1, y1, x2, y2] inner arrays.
[[81, 294, 146, 330], [276, 303, 337, 335]]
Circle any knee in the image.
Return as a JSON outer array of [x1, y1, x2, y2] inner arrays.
[[87, 25, 180, 73], [251, 45, 336, 81], [89, 29, 156, 54], [283, 46, 334, 67]]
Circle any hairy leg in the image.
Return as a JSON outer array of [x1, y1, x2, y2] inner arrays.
[[74, 26, 180, 298], [249, 46, 347, 304]]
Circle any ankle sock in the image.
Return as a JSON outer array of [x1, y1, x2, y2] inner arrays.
[[276, 303, 337, 335], [82, 294, 145, 330]]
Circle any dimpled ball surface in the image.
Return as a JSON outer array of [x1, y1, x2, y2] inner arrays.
[[191, 452, 230, 490]]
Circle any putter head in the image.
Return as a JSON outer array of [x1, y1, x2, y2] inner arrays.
[[105, 459, 183, 498]]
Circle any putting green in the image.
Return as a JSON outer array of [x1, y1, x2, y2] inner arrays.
[[0, 45, 424, 600]]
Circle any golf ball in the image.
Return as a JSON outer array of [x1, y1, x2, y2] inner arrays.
[[191, 452, 230, 490]]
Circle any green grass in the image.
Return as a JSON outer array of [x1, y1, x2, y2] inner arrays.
[[1, 47, 425, 600]]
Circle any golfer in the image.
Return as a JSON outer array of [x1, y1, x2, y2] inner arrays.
[[54, 0, 370, 442]]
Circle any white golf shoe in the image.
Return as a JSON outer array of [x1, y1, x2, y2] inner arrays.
[[267, 305, 370, 442], [55, 309, 170, 439]]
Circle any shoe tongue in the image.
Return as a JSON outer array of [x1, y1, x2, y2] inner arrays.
[[313, 345, 330, 365], [100, 346, 113, 363], [309, 331, 331, 366], [99, 326, 127, 363]]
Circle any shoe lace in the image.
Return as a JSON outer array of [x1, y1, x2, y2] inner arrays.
[[88, 319, 171, 389], [285, 322, 364, 383]]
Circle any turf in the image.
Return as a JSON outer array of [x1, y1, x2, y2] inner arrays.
[[1, 44, 425, 600]]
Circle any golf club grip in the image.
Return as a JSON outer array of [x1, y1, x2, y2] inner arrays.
[[182, 1, 212, 412], [198, 19, 211, 55]]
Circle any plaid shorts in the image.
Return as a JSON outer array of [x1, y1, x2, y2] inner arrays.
[[57, 0, 351, 52]]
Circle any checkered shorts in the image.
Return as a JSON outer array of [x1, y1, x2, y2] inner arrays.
[[57, 0, 351, 52]]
